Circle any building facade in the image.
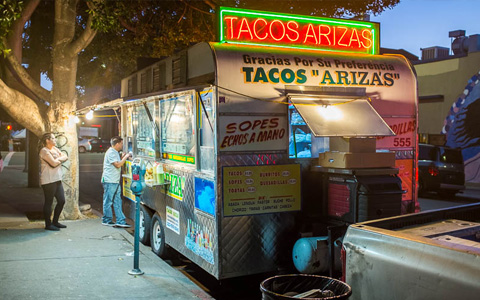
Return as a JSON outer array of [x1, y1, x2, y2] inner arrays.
[[414, 31, 480, 183]]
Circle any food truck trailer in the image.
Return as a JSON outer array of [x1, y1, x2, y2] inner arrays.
[[116, 7, 418, 280]]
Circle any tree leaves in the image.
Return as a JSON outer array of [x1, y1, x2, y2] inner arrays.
[[0, 0, 23, 55]]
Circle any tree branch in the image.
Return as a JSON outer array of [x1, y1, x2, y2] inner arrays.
[[7, 0, 41, 59], [180, 0, 215, 15], [2, 38, 51, 102], [0, 78, 46, 137], [119, 17, 137, 33], [69, 13, 97, 55], [203, 0, 217, 11]]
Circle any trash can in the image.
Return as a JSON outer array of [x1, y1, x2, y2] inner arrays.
[[260, 274, 352, 300]]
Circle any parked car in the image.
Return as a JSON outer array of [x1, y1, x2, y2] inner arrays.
[[89, 138, 111, 152], [418, 143, 465, 197], [78, 138, 92, 153]]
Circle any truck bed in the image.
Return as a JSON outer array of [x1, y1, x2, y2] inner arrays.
[[343, 203, 480, 300]]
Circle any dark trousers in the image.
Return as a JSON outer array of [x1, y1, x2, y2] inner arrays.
[[41, 181, 65, 226]]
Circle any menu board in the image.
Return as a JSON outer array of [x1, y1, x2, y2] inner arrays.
[[223, 164, 301, 217]]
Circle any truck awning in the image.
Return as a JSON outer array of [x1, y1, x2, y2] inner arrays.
[[288, 94, 395, 137]]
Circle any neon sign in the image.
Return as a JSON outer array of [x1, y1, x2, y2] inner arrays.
[[219, 7, 380, 55]]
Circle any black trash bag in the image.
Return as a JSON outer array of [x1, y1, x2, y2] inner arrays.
[[260, 274, 352, 300]]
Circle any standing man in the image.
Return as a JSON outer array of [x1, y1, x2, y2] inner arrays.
[[101, 136, 131, 227]]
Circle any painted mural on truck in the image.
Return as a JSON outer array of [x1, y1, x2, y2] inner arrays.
[[443, 71, 480, 183]]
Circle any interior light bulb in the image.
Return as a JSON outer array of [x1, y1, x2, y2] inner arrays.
[[316, 105, 343, 121], [74, 116, 80, 123]]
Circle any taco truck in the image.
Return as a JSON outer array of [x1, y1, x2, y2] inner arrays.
[[113, 7, 419, 281]]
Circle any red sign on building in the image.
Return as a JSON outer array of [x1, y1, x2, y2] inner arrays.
[[219, 7, 380, 55]]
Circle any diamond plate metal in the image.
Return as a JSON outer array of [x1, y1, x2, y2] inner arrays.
[[124, 166, 219, 277], [124, 153, 311, 279], [217, 153, 299, 279]]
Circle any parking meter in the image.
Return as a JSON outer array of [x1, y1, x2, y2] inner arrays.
[[130, 158, 146, 196], [128, 157, 145, 276]]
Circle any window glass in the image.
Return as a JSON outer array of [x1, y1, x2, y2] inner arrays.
[[160, 92, 195, 164], [439, 147, 463, 164], [288, 105, 328, 158], [419, 145, 436, 161], [136, 103, 156, 158], [125, 106, 134, 153], [199, 88, 215, 172]]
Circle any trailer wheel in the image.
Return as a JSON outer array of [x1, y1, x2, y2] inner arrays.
[[139, 204, 152, 246], [151, 213, 169, 258]]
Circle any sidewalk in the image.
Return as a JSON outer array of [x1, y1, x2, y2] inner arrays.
[[0, 159, 214, 300]]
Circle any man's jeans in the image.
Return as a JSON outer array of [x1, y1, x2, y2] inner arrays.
[[102, 182, 126, 224]]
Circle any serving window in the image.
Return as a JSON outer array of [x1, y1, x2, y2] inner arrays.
[[160, 91, 196, 164], [135, 102, 157, 158], [288, 95, 394, 158], [198, 88, 215, 172]]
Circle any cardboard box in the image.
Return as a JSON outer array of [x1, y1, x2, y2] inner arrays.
[[318, 151, 395, 168], [329, 137, 377, 153]]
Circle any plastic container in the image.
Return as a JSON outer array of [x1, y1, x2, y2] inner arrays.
[[156, 163, 164, 184], [260, 274, 351, 300]]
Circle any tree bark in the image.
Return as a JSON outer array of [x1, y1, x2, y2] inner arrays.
[[27, 130, 39, 188], [0, 79, 46, 137], [0, 0, 98, 220]]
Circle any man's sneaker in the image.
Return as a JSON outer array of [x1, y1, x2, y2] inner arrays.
[[115, 223, 131, 228], [102, 221, 115, 226]]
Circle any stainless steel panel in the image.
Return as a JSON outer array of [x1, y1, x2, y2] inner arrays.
[[218, 153, 298, 279], [126, 166, 219, 278], [290, 98, 394, 137]]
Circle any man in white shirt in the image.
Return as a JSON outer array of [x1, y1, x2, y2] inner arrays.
[[101, 136, 131, 227]]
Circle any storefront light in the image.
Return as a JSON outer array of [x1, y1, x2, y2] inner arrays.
[[316, 105, 343, 121], [86, 110, 94, 120]]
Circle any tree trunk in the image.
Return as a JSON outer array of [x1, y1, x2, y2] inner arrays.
[[49, 106, 82, 220], [27, 130, 39, 188], [47, 0, 84, 220]]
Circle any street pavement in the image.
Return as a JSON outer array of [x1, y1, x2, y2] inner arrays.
[[0, 151, 214, 300], [2, 150, 480, 300]]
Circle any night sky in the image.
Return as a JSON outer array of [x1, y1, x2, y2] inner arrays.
[[371, 0, 480, 57]]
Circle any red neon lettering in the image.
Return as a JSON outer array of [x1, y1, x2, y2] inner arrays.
[[237, 17, 253, 39], [348, 28, 361, 48], [286, 21, 300, 42], [269, 20, 286, 41], [224, 17, 238, 39], [361, 29, 372, 48], [253, 18, 268, 40], [337, 27, 349, 47], [222, 14, 376, 53], [304, 23, 318, 44], [319, 25, 332, 45]]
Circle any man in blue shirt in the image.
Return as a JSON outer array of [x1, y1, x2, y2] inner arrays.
[[101, 136, 131, 227]]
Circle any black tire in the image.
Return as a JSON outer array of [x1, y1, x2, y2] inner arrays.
[[150, 213, 169, 258], [139, 204, 152, 246], [79, 146, 86, 153]]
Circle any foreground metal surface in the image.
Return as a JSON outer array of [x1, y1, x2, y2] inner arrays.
[[344, 203, 480, 300]]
